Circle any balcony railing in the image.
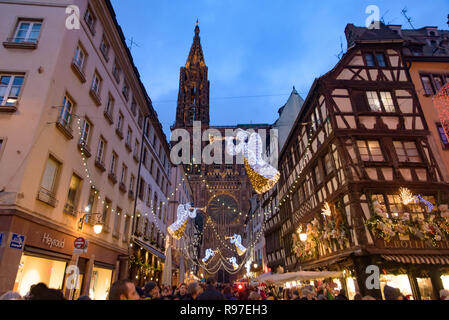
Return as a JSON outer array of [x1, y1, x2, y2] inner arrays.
[[3, 37, 38, 49], [95, 157, 106, 172], [119, 182, 127, 193], [78, 139, 91, 158], [108, 172, 118, 184], [125, 141, 132, 152], [37, 187, 57, 207], [56, 115, 73, 140], [104, 110, 114, 124], [128, 190, 134, 199], [115, 128, 124, 140], [71, 59, 86, 83]]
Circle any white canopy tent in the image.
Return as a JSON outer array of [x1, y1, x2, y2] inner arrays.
[[254, 271, 344, 285]]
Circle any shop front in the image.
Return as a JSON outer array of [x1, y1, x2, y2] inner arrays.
[[0, 213, 128, 299], [130, 238, 165, 287]]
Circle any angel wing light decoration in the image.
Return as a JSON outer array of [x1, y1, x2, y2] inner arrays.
[[167, 203, 202, 240], [226, 234, 247, 256], [202, 248, 217, 264], [211, 129, 280, 194], [229, 257, 239, 270]]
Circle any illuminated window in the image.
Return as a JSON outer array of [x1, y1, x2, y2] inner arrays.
[[393, 141, 421, 162], [366, 91, 381, 111], [380, 92, 395, 112], [357, 140, 384, 161]]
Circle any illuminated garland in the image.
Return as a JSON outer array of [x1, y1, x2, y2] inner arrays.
[[433, 82, 449, 141]]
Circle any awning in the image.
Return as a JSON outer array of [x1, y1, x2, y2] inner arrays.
[[134, 238, 165, 261], [254, 271, 344, 285], [381, 254, 449, 265]]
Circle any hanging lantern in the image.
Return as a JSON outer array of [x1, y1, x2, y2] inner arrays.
[[433, 82, 449, 141]]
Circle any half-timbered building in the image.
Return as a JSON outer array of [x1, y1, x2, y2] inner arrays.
[[275, 23, 449, 300]]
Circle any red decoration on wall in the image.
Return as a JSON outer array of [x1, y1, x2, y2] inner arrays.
[[434, 83, 449, 141]]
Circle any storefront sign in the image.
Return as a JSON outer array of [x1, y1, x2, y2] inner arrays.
[[379, 239, 449, 249], [42, 233, 65, 249], [9, 233, 25, 250]]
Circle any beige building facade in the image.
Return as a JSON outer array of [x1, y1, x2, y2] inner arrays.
[[0, 0, 158, 299]]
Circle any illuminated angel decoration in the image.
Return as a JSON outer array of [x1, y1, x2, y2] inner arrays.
[[210, 129, 279, 194], [229, 257, 239, 270], [321, 202, 332, 217], [167, 203, 202, 240], [202, 248, 216, 264], [226, 234, 247, 256]]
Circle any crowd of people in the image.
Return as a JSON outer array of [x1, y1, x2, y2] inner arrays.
[[1, 278, 449, 300]]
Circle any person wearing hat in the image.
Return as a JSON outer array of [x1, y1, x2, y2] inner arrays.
[[143, 281, 161, 300], [440, 289, 449, 300], [383, 285, 403, 300]]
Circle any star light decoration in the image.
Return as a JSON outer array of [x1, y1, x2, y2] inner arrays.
[[433, 82, 449, 141]]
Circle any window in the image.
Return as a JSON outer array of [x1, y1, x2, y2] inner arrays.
[[100, 36, 110, 60], [146, 185, 152, 205], [58, 95, 74, 128], [366, 91, 381, 112], [129, 175, 135, 193], [80, 119, 91, 146], [112, 61, 121, 83], [138, 177, 145, 201], [150, 158, 154, 176], [114, 207, 122, 235], [324, 153, 334, 175], [120, 164, 127, 184], [437, 124, 449, 149], [365, 53, 375, 67], [102, 199, 112, 224], [376, 53, 387, 67], [65, 174, 82, 214], [110, 152, 117, 174], [366, 91, 396, 112], [105, 94, 114, 115], [84, 7, 96, 34], [142, 148, 148, 167], [131, 99, 137, 116], [159, 201, 163, 219], [126, 127, 132, 146], [122, 82, 129, 100], [97, 138, 106, 162], [123, 214, 131, 240], [40, 157, 60, 195], [91, 72, 101, 95], [357, 140, 384, 161], [0, 74, 24, 107], [86, 188, 97, 213], [156, 169, 160, 186], [434, 76, 444, 92], [314, 165, 322, 185], [13, 20, 41, 43], [153, 194, 158, 215], [73, 45, 86, 70], [421, 76, 434, 95], [380, 92, 395, 112], [393, 141, 421, 162], [134, 140, 140, 158], [117, 112, 124, 132], [137, 110, 143, 129]]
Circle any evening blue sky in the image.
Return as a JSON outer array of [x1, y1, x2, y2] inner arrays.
[[110, 0, 448, 138]]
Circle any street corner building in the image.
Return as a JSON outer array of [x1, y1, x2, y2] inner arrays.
[[0, 0, 173, 298], [264, 22, 449, 300]]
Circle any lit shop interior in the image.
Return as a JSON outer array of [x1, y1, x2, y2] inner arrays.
[[13, 252, 114, 300]]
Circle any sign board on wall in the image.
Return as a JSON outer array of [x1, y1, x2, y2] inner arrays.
[[73, 238, 88, 254], [9, 233, 25, 250]]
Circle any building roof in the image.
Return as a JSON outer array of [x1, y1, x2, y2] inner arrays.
[[345, 22, 449, 57]]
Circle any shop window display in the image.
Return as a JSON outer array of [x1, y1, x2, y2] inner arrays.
[[416, 277, 433, 300], [380, 274, 413, 300], [89, 266, 113, 300], [441, 275, 449, 290], [14, 254, 67, 297]]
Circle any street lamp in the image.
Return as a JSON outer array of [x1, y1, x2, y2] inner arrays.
[[299, 233, 308, 242], [78, 208, 103, 234]]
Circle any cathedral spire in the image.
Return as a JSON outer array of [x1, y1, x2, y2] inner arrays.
[[186, 20, 205, 68]]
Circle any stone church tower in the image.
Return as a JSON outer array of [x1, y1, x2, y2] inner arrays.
[[172, 22, 270, 282]]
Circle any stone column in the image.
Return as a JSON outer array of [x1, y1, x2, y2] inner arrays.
[[81, 254, 95, 297]]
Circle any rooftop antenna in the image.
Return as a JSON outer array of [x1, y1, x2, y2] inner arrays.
[[380, 9, 390, 25], [127, 37, 141, 53], [401, 8, 415, 29], [335, 37, 345, 60]]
